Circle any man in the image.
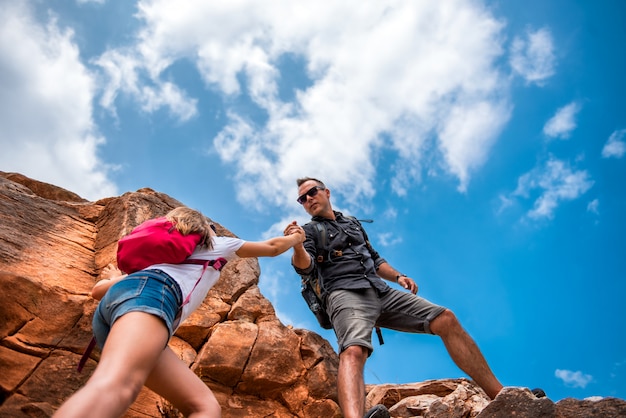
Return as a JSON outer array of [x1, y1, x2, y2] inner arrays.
[[288, 177, 504, 418]]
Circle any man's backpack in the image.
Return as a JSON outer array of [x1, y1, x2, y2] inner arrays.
[[300, 221, 333, 329], [300, 218, 384, 344], [300, 216, 364, 330]]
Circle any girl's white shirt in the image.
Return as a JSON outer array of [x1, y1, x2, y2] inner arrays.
[[148, 236, 245, 328]]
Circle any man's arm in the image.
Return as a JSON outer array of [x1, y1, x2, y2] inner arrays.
[[291, 241, 313, 270], [359, 221, 418, 294], [285, 221, 314, 272], [376, 262, 418, 294]]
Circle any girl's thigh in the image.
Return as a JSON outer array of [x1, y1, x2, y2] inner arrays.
[[95, 311, 170, 385], [144, 347, 220, 415]]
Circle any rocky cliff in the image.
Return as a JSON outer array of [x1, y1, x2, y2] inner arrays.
[[0, 172, 624, 418]]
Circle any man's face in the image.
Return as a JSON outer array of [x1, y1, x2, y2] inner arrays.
[[297, 180, 329, 217]]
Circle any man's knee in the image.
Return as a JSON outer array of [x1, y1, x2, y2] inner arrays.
[[430, 309, 461, 335], [340, 345, 369, 364]]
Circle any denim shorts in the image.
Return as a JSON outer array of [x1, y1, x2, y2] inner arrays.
[[92, 269, 183, 349], [326, 287, 447, 355]]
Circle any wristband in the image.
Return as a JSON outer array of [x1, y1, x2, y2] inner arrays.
[[395, 273, 407, 282]]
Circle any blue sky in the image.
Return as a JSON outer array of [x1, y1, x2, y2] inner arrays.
[[1, 0, 624, 402]]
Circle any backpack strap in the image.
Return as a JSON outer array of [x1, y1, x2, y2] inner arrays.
[[77, 336, 97, 372], [181, 257, 228, 305], [313, 221, 327, 263]]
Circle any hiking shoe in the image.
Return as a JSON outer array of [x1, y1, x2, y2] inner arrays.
[[531, 388, 546, 398], [364, 404, 390, 418]]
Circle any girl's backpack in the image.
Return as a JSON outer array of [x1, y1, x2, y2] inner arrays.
[[117, 217, 203, 273], [116, 216, 227, 304]]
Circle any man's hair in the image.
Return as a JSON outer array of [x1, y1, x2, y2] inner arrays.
[[296, 177, 326, 188], [165, 206, 213, 249]]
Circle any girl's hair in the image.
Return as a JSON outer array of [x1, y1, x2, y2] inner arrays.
[[165, 207, 213, 249]]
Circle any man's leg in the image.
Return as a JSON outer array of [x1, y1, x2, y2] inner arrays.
[[429, 309, 503, 399], [338, 345, 369, 418]]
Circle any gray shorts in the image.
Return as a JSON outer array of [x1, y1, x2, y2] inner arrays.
[[326, 287, 447, 354]]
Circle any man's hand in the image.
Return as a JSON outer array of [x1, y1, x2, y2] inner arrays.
[[398, 276, 418, 294]]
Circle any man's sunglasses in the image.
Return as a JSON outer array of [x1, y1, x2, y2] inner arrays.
[[297, 186, 325, 204]]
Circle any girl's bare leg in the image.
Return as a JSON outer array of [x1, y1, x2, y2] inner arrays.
[[145, 347, 222, 417], [53, 312, 169, 418]]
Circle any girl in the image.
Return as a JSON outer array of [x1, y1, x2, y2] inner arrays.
[[53, 207, 304, 418]]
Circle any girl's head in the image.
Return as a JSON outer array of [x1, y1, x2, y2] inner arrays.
[[165, 207, 214, 249]]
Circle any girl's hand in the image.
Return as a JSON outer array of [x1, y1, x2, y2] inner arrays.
[[283, 220, 299, 236], [91, 264, 126, 300]]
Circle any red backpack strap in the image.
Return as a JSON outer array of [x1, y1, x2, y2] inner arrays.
[[77, 336, 97, 372], [180, 258, 228, 305]]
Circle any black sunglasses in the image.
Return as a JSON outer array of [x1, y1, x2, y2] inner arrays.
[[297, 186, 325, 204]]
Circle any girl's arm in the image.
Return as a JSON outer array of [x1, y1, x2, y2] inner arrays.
[[235, 226, 305, 258], [91, 271, 127, 300], [91, 264, 128, 300]]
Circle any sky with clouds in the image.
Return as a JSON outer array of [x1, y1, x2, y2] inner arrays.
[[1, 0, 624, 402]]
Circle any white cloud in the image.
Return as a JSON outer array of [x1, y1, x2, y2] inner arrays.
[[96, 0, 512, 207], [510, 27, 556, 85], [94, 49, 198, 122], [543, 102, 582, 139], [376, 232, 403, 247], [383, 207, 398, 220], [587, 199, 599, 215], [0, 2, 116, 200], [601, 129, 626, 159], [495, 194, 516, 216], [438, 100, 511, 192], [555, 369, 593, 388], [513, 158, 594, 219]]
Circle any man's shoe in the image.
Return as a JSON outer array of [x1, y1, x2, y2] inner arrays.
[[531, 388, 546, 398], [364, 404, 390, 418]]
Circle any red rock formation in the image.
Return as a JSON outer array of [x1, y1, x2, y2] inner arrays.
[[1, 172, 625, 417], [0, 172, 340, 417]]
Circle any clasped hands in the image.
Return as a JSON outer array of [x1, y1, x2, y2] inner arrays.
[[284, 220, 305, 243]]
